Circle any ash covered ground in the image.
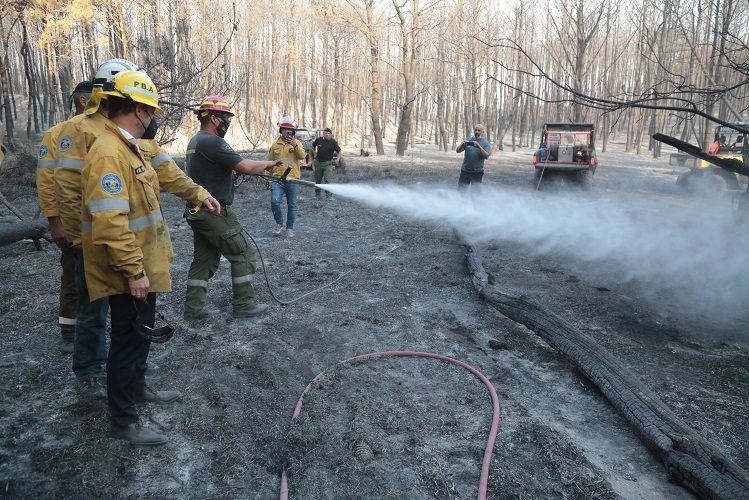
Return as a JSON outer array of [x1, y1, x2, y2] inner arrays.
[[0, 143, 747, 499]]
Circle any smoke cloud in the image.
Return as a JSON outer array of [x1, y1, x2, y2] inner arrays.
[[324, 182, 748, 335]]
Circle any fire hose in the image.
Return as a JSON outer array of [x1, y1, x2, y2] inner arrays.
[[279, 351, 501, 500], [242, 226, 354, 306], [238, 166, 353, 305]]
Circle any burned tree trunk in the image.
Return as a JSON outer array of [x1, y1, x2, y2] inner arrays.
[[462, 241, 749, 500]]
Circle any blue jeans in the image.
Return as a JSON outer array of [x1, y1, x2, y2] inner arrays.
[[73, 252, 108, 379], [270, 181, 300, 229]]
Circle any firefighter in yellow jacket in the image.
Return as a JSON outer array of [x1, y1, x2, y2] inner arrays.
[[56, 59, 217, 399], [267, 116, 307, 237], [54, 59, 143, 394], [81, 70, 219, 445], [36, 80, 92, 353]]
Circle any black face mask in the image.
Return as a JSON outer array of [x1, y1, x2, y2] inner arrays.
[[215, 115, 230, 138], [281, 128, 295, 140], [138, 109, 159, 140]]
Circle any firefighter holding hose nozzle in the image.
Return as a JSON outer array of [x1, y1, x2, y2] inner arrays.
[[182, 95, 281, 322]]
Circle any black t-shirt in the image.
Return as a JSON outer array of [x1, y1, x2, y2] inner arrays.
[[311, 137, 341, 162], [185, 131, 243, 205]]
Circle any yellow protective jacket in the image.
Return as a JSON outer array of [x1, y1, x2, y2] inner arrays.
[[268, 136, 306, 179], [54, 111, 110, 246], [36, 121, 66, 218], [81, 121, 173, 300], [55, 109, 211, 246]]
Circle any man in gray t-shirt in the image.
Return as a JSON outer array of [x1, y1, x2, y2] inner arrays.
[[456, 124, 492, 189], [183, 94, 280, 321], [185, 131, 244, 205]]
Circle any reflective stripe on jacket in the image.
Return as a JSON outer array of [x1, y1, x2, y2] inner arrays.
[[36, 122, 66, 218], [81, 121, 174, 301], [54, 111, 109, 246], [55, 112, 211, 247]]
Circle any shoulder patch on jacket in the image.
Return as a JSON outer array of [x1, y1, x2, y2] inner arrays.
[[38, 144, 49, 158], [101, 173, 123, 194], [59, 135, 73, 152]]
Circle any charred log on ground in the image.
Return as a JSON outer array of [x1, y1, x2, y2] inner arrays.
[[463, 242, 749, 500], [0, 219, 48, 248]]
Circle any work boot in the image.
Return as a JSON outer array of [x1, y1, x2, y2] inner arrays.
[[272, 224, 283, 236], [233, 303, 270, 319], [183, 309, 209, 321], [110, 421, 167, 446], [285, 228, 295, 238], [77, 377, 106, 399], [135, 385, 181, 404], [59, 336, 74, 354]]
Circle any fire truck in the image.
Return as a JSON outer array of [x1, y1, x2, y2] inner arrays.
[[532, 123, 598, 190]]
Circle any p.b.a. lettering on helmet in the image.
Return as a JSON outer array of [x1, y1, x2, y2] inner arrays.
[[133, 80, 155, 94]]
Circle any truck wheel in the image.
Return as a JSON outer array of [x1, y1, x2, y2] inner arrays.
[[676, 171, 691, 189], [714, 168, 740, 190], [533, 168, 544, 191], [578, 169, 593, 191], [698, 173, 727, 196]]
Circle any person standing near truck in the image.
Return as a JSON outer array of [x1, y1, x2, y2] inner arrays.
[[310, 127, 341, 200], [456, 124, 492, 189]]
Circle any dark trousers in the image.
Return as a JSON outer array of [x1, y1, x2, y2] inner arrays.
[[108, 293, 155, 426], [184, 206, 257, 315], [458, 170, 484, 189], [73, 252, 108, 379], [58, 247, 78, 338]]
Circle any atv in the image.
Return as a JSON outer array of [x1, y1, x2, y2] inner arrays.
[[295, 127, 317, 168], [670, 124, 744, 193]]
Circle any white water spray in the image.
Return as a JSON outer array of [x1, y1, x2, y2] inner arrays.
[[323, 182, 748, 333]]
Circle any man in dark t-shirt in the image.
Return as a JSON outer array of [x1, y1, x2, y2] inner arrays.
[[310, 127, 342, 199], [183, 94, 281, 321]]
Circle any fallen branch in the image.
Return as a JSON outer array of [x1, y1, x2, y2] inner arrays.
[[463, 241, 749, 499], [0, 188, 25, 220]]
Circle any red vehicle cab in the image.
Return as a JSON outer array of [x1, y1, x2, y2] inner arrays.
[[532, 123, 597, 190]]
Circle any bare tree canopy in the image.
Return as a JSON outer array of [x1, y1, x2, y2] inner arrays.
[[0, 0, 746, 155]]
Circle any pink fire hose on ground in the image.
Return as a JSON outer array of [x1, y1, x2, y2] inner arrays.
[[279, 351, 502, 500]]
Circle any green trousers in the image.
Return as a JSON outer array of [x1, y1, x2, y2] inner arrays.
[[313, 159, 335, 198], [59, 247, 77, 338], [184, 206, 257, 315]]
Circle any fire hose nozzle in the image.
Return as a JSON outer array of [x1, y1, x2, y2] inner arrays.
[[284, 178, 317, 188], [279, 166, 292, 181], [256, 173, 317, 188]]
